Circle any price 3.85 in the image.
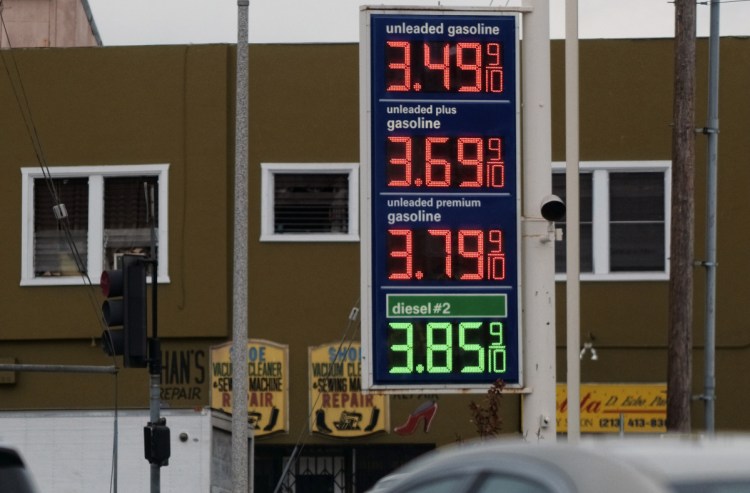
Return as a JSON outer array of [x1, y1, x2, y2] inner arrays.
[[388, 321, 507, 375]]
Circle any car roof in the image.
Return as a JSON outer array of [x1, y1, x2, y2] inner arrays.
[[582, 434, 750, 484], [374, 438, 669, 493]]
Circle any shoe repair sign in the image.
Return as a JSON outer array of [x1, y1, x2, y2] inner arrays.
[[309, 343, 389, 437], [210, 340, 289, 436]]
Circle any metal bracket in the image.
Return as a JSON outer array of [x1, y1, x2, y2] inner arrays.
[[694, 260, 718, 267], [697, 127, 719, 135]]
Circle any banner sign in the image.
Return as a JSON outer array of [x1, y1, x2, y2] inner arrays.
[[210, 340, 288, 436], [309, 343, 389, 437]]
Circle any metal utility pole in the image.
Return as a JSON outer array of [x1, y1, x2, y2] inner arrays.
[[702, 0, 721, 434], [232, 1, 250, 492], [565, 0, 581, 443], [667, 0, 696, 433]]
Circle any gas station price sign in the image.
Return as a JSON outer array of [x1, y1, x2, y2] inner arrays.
[[360, 9, 522, 391]]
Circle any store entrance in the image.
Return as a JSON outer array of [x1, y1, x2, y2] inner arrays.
[[254, 444, 434, 493]]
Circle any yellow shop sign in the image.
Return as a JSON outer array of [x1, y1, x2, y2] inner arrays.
[[210, 340, 288, 436], [557, 383, 667, 433], [309, 343, 389, 437]]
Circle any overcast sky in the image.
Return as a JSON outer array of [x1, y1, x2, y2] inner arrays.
[[86, 0, 750, 46]]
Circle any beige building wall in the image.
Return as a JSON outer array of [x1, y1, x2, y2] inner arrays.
[[0, 0, 100, 48]]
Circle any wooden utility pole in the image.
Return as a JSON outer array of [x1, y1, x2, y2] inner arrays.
[[667, 0, 696, 432]]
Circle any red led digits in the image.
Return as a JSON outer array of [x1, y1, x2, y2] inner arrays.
[[427, 229, 452, 278], [458, 230, 484, 280], [485, 43, 504, 93], [387, 41, 411, 92], [457, 42, 482, 93], [425, 137, 450, 187], [386, 136, 504, 189], [385, 41, 504, 93], [488, 229, 506, 280], [424, 43, 450, 91], [457, 137, 483, 187], [387, 228, 506, 282], [388, 229, 413, 280], [387, 136, 413, 186], [487, 138, 505, 188]]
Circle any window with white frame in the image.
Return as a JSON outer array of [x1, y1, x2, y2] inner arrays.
[[552, 161, 671, 281], [21, 164, 169, 286], [260, 163, 359, 242]]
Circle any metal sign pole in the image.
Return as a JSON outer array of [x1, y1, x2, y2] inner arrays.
[[702, 0, 720, 435], [520, 0, 557, 441], [565, 0, 581, 442]]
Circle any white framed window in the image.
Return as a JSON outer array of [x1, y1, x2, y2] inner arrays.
[[552, 161, 671, 281], [21, 164, 170, 286], [260, 163, 359, 242]]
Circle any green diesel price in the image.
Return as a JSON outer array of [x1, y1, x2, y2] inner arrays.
[[386, 294, 508, 376], [388, 320, 507, 375]]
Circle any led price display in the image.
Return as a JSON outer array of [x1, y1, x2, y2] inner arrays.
[[388, 320, 507, 375], [385, 40, 505, 94], [387, 227, 506, 281], [386, 135, 506, 189], [361, 10, 520, 390]]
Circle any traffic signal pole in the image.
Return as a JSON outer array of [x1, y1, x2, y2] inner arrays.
[[100, 253, 170, 492], [148, 257, 164, 493], [143, 181, 169, 490]]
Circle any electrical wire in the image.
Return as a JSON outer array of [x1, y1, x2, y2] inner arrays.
[[0, 6, 115, 355], [272, 298, 361, 493], [0, 10, 121, 493]]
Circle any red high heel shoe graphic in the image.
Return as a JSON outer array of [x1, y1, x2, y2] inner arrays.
[[394, 401, 438, 436]]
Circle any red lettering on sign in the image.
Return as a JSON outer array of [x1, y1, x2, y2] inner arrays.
[[320, 393, 376, 408], [249, 392, 273, 407]]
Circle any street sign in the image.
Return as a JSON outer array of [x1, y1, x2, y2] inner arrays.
[[360, 8, 522, 391]]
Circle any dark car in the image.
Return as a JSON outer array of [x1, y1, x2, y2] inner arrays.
[[0, 445, 40, 493]]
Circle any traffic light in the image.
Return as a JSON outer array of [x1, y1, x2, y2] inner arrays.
[[100, 254, 148, 368], [144, 418, 171, 466]]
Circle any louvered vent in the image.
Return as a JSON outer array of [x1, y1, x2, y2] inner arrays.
[[33, 178, 88, 276], [274, 173, 349, 233]]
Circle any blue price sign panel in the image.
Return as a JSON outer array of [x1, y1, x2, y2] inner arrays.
[[360, 8, 522, 392]]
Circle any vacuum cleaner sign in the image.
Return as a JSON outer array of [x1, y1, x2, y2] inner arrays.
[[210, 340, 288, 436], [309, 343, 389, 437]]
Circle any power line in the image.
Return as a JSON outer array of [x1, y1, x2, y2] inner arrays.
[[0, 7, 115, 340], [0, 10, 122, 493], [273, 300, 361, 493]]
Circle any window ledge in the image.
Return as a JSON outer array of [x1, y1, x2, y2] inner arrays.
[[20, 275, 171, 287], [260, 233, 360, 243], [555, 272, 668, 282]]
